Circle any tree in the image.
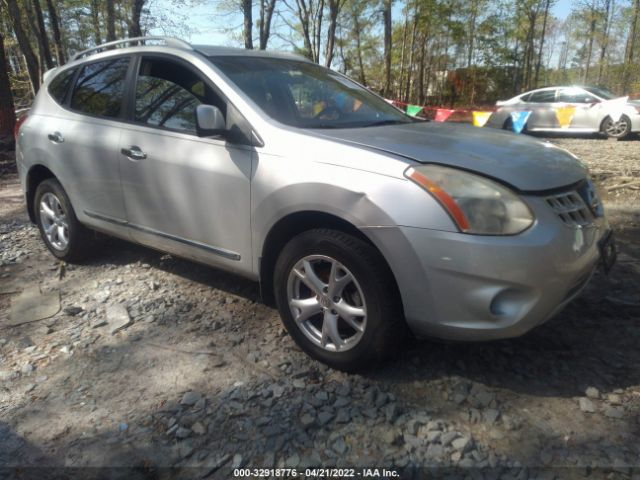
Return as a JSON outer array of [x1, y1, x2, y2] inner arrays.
[[32, 0, 54, 69], [130, 0, 146, 38], [324, 0, 345, 67], [0, 32, 16, 142], [242, 0, 253, 49], [45, 0, 65, 64], [382, 0, 392, 95], [259, 0, 278, 49], [106, 0, 116, 42], [5, 0, 40, 93]]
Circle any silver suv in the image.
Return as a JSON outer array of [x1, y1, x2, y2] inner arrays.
[[16, 37, 615, 371]]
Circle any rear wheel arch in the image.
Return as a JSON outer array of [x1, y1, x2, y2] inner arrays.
[[26, 165, 56, 223], [258, 211, 402, 311]]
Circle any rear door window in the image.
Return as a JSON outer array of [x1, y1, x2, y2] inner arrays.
[[528, 90, 557, 103], [48, 68, 76, 105], [557, 88, 597, 104], [70, 57, 130, 118]]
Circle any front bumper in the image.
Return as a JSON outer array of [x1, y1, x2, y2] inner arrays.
[[365, 196, 609, 341]]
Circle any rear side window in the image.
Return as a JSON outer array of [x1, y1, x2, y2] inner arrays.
[[70, 57, 129, 118], [48, 68, 76, 105], [528, 90, 556, 103]]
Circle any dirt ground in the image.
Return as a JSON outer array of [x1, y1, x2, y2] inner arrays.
[[0, 135, 639, 480]]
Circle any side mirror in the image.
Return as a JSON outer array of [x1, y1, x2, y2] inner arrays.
[[196, 104, 226, 137]]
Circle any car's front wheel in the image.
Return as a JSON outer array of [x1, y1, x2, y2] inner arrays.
[[274, 229, 405, 372], [34, 178, 92, 262], [601, 114, 631, 139]]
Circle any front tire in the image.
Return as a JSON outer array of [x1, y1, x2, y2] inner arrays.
[[34, 178, 93, 262], [273, 229, 405, 372], [601, 114, 631, 139]]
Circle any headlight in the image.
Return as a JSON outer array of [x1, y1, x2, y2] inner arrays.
[[405, 165, 534, 235]]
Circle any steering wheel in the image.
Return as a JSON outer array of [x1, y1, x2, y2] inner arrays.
[[313, 105, 343, 120]]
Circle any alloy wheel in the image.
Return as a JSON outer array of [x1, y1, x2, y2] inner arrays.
[[604, 117, 629, 138], [39, 192, 69, 251], [286, 255, 367, 352]]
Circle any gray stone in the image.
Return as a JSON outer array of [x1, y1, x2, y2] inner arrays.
[[585, 386, 600, 399], [285, 453, 300, 467], [191, 421, 206, 435], [107, 304, 133, 334], [384, 403, 399, 423], [607, 393, 622, 405], [579, 398, 596, 413], [335, 409, 351, 423], [604, 406, 624, 418], [64, 306, 83, 316], [178, 441, 194, 458], [180, 391, 201, 406], [317, 411, 334, 426], [175, 427, 191, 438], [21, 362, 34, 375], [425, 443, 444, 461], [484, 408, 500, 425], [332, 436, 347, 455], [441, 431, 459, 446], [232, 454, 244, 469], [300, 414, 315, 427], [451, 436, 472, 453]]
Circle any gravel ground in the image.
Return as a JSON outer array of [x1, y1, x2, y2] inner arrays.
[[0, 137, 639, 479]]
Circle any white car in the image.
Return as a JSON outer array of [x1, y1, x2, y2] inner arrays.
[[487, 86, 640, 139]]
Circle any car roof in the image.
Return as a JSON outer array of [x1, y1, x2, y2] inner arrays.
[[194, 45, 311, 63]]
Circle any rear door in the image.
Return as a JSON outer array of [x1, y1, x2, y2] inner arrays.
[[64, 56, 130, 225], [524, 89, 558, 129], [118, 55, 254, 274]]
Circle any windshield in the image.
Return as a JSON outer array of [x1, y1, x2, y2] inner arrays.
[[583, 87, 618, 100], [209, 56, 413, 129]]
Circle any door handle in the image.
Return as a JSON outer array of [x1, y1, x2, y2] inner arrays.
[[47, 132, 64, 143], [121, 146, 147, 161]]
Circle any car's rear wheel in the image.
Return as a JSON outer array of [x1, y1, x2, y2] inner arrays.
[[601, 114, 631, 139], [273, 229, 405, 372], [34, 178, 92, 262]]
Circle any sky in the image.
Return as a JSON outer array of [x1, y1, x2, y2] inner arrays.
[[149, 0, 575, 48]]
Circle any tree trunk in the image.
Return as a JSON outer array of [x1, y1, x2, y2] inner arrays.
[[45, 0, 65, 64], [534, 0, 550, 88], [398, 8, 409, 99], [597, 0, 613, 84], [623, 0, 639, 91], [312, 0, 325, 63], [467, 0, 477, 68], [32, 0, 54, 70], [106, 0, 116, 42], [584, 16, 596, 83], [352, 3, 366, 85], [404, 2, 419, 103], [382, 0, 392, 96], [90, 0, 102, 45], [259, 0, 277, 49], [242, 0, 253, 49], [129, 0, 145, 38], [5, 0, 40, 93], [0, 33, 16, 142], [324, 0, 343, 67]]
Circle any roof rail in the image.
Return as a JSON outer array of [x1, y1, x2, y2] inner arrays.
[[71, 36, 192, 61]]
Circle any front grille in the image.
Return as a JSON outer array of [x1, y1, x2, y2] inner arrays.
[[545, 191, 593, 227]]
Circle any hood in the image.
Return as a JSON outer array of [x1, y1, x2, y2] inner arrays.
[[308, 122, 588, 192]]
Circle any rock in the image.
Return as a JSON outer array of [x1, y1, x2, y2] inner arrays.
[[484, 408, 500, 425], [335, 409, 350, 423], [285, 453, 300, 467], [473, 391, 495, 408], [175, 427, 191, 439], [64, 306, 83, 316], [579, 398, 596, 413], [451, 436, 472, 453], [192, 421, 206, 435], [607, 394, 622, 405], [317, 411, 334, 426], [604, 406, 624, 419], [332, 436, 347, 455], [24, 383, 35, 393], [384, 403, 399, 423], [425, 443, 444, 462], [300, 414, 315, 428], [384, 429, 403, 446], [585, 386, 600, 399], [107, 304, 133, 334], [441, 431, 459, 446], [21, 363, 34, 375], [232, 454, 244, 469], [180, 391, 201, 406]]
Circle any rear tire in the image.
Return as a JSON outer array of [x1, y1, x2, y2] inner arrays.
[[601, 114, 631, 139], [34, 178, 93, 262], [273, 229, 406, 372]]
